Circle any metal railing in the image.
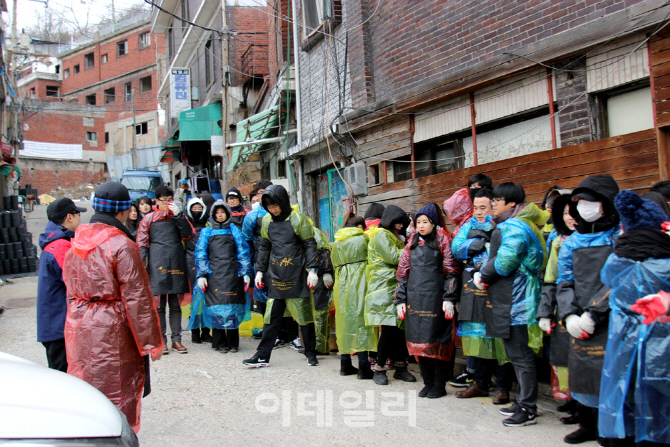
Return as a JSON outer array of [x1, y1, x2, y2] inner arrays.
[[57, 12, 152, 54]]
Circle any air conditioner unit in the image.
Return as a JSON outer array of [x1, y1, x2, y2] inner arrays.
[[344, 162, 367, 196]]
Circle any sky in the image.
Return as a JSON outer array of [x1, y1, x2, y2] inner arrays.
[[5, 0, 265, 36]]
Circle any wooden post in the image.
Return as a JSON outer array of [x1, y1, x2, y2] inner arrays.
[[648, 38, 658, 128], [547, 68, 557, 150], [410, 114, 416, 179], [383, 161, 388, 184], [649, 36, 670, 180], [469, 92, 478, 166]]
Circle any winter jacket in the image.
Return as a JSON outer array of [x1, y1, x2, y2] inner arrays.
[[185, 197, 209, 290], [331, 227, 377, 354], [63, 222, 163, 432], [312, 226, 334, 311], [229, 204, 248, 230], [242, 204, 270, 303], [193, 201, 252, 329], [443, 187, 474, 237], [395, 231, 461, 350], [480, 202, 548, 339], [556, 174, 620, 403], [256, 185, 318, 299], [598, 252, 670, 443], [36, 221, 75, 343], [136, 209, 195, 297]]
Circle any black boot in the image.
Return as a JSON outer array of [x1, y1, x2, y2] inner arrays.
[[418, 358, 435, 398], [557, 399, 579, 414], [340, 355, 358, 376], [428, 359, 449, 399], [357, 362, 374, 380], [201, 328, 212, 343], [192, 329, 202, 344], [393, 363, 417, 382], [564, 405, 598, 444], [373, 370, 388, 385]]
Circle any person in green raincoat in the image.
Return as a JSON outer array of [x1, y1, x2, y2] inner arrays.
[[312, 225, 334, 355], [365, 205, 416, 386], [332, 213, 377, 379]]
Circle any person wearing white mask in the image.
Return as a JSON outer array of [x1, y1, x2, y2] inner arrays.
[[555, 174, 621, 445]]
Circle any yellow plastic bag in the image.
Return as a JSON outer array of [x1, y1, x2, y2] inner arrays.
[[239, 311, 265, 337]]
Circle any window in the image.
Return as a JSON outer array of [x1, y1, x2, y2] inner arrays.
[[125, 82, 132, 102], [86, 131, 97, 141], [84, 52, 94, 69], [181, 0, 190, 28], [277, 160, 287, 178], [101, 54, 108, 64], [117, 40, 128, 57], [55, 65, 60, 74], [74, 64, 80, 74], [167, 25, 174, 62], [605, 86, 653, 137], [29, 87, 36, 98], [136, 122, 148, 135], [86, 94, 96, 105], [46, 86, 60, 98], [64, 68, 70, 79], [139, 32, 150, 49], [204, 39, 213, 86], [104, 87, 115, 104], [368, 164, 380, 186], [302, 0, 332, 36], [392, 137, 463, 182], [140, 76, 152, 93], [105, 132, 109, 144]]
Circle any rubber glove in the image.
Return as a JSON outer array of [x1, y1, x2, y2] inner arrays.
[[243, 275, 250, 292], [255, 271, 264, 289], [307, 270, 318, 289], [323, 273, 334, 289], [565, 314, 589, 339], [197, 277, 208, 290], [151, 348, 163, 362], [168, 202, 180, 215], [631, 292, 670, 324], [396, 303, 406, 320], [538, 317, 553, 334], [443, 301, 454, 319], [579, 312, 596, 335], [473, 272, 487, 290]]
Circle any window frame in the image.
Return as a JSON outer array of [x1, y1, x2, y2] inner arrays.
[[135, 122, 149, 136], [125, 82, 132, 102], [63, 68, 70, 79], [117, 40, 128, 57], [181, 0, 190, 29], [140, 75, 152, 93], [74, 64, 80, 74], [204, 39, 213, 87], [85, 94, 96, 105], [138, 32, 151, 50], [84, 52, 95, 69], [86, 131, 97, 142], [105, 132, 110, 144], [104, 87, 116, 104], [101, 53, 108, 64], [45, 85, 60, 98]]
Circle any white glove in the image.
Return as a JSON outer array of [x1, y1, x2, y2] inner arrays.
[[243, 275, 250, 291], [255, 271, 264, 289], [579, 312, 596, 335], [538, 317, 552, 334], [473, 272, 486, 290], [323, 273, 334, 289], [168, 202, 180, 215], [443, 301, 454, 319], [307, 270, 319, 289], [197, 277, 208, 290], [565, 314, 588, 339], [396, 303, 406, 320]]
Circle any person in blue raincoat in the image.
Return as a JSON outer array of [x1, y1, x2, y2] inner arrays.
[[242, 180, 272, 316], [194, 200, 252, 353], [555, 174, 620, 445], [598, 190, 670, 446]]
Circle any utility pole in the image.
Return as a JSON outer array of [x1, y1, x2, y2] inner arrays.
[[221, 0, 229, 192], [132, 88, 138, 168]]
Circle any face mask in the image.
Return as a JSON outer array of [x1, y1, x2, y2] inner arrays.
[[577, 200, 603, 223], [252, 202, 260, 210]]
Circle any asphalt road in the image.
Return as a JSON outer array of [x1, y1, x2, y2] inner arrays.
[[0, 203, 594, 446]]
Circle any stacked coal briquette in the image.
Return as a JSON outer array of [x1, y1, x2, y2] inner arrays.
[[0, 196, 37, 275]]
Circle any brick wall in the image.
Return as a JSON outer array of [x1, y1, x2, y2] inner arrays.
[[18, 78, 62, 101], [228, 5, 269, 87], [268, 0, 292, 89], [19, 158, 107, 195]]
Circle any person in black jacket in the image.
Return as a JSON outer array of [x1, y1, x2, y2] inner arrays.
[[124, 203, 141, 241], [185, 197, 211, 344], [243, 185, 320, 367], [226, 187, 248, 230]]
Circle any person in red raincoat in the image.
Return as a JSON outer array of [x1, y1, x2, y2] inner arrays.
[[63, 182, 163, 433]]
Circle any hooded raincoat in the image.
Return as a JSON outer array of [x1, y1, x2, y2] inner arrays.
[[242, 204, 270, 303], [190, 201, 252, 330], [63, 222, 163, 432], [557, 175, 620, 407], [364, 205, 409, 327], [395, 229, 461, 360], [332, 227, 378, 354], [443, 188, 474, 237], [136, 207, 195, 304], [185, 197, 208, 291], [480, 203, 548, 348], [256, 185, 318, 325], [312, 226, 334, 354]]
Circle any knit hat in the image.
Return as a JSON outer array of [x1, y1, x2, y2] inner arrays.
[[93, 182, 132, 213], [614, 190, 668, 231], [226, 187, 242, 200], [416, 203, 439, 226]]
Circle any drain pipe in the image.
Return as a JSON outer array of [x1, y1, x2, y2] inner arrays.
[[291, 0, 304, 211]]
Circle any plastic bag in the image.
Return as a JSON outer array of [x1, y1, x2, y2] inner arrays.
[[239, 311, 264, 337]]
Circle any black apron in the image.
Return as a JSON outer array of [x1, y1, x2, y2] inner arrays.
[[266, 220, 309, 299], [312, 248, 332, 311], [541, 282, 570, 367], [230, 212, 246, 230], [205, 232, 245, 306], [405, 245, 451, 344], [568, 245, 611, 395], [147, 219, 190, 295], [459, 264, 488, 323], [483, 228, 515, 339], [251, 214, 264, 266]]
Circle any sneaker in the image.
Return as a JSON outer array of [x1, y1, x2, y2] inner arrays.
[[564, 428, 598, 444], [273, 338, 284, 349], [307, 356, 319, 366], [502, 408, 537, 427], [290, 338, 304, 353], [449, 371, 474, 388], [500, 402, 520, 416], [243, 355, 269, 367]]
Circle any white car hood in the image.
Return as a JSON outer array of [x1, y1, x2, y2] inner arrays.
[[0, 352, 123, 439]]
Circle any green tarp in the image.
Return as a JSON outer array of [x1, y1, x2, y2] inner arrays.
[[227, 105, 281, 172], [178, 104, 222, 142]]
